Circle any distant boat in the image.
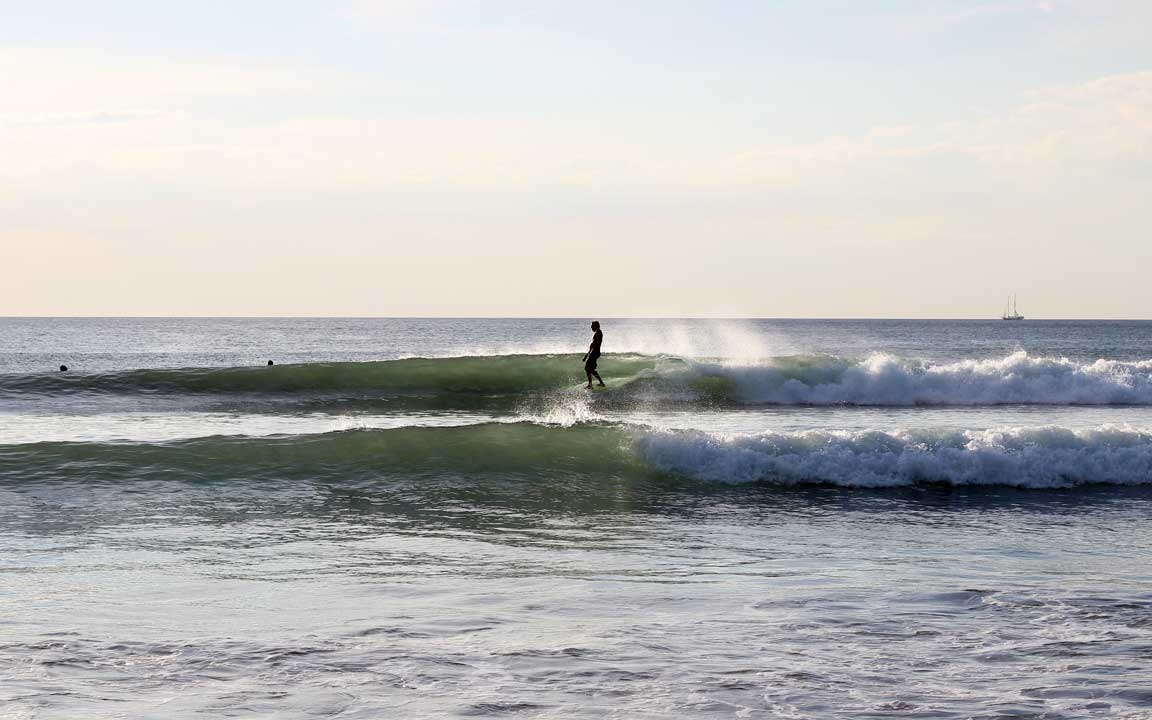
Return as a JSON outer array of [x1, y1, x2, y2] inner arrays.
[[1001, 294, 1024, 321]]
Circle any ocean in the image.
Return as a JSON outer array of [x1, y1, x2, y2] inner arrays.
[[2, 318, 1151, 719]]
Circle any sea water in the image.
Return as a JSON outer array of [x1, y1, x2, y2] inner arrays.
[[1, 318, 1151, 719]]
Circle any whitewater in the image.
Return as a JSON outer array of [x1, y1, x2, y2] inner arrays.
[[3, 318, 1152, 719]]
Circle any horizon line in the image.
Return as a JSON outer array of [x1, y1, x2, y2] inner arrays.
[[2, 315, 1151, 322]]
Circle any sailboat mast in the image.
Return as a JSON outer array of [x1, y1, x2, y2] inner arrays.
[[1000, 292, 1024, 320]]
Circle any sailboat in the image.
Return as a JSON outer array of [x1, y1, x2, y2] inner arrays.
[[1001, 294, 1024, 321]]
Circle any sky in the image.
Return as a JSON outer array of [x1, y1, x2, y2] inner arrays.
[[2, 0, 1150, 317]]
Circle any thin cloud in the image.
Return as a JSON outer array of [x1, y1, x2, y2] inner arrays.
[[3, 69, 1147, 195], [893, 0, 1058, 35], [340, 0, 485, 32], [0, 110, 181, 129]]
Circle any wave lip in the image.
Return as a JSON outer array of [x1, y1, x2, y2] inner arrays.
[[637, 424, 1152, 488]]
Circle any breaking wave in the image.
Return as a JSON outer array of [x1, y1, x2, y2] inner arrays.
[[5, 421, 1152, 489], [646, 351, 1152, 406], [638, 424, 1152, 488], [5, 351, 1152, 407]]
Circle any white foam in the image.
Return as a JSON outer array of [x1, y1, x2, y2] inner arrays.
[[635, 424, 1152, 488], [679, 351, 1152, 405], [526, 392, 604, 427]]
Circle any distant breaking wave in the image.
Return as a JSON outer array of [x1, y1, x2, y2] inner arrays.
[[5, 351, 1152, 407], [5, 421, 1152, 489]]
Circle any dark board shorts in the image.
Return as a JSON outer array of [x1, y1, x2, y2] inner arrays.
[[585, 353, 600, 372]]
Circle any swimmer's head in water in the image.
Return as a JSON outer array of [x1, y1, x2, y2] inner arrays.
[[59, 365, 68, 372]]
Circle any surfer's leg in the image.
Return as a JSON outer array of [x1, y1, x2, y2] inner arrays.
[[592, 370, 604, 386]]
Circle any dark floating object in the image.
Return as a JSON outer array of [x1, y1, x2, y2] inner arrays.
[[59, 365, 68, 372], [267, 360, 275, 366]]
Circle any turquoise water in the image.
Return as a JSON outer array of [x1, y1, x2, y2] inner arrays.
[[2, 318, 1151, 718]]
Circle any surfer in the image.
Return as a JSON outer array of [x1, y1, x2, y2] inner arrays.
[[583, 321, 605, 389]]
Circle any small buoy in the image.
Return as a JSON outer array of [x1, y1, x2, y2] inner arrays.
[[59, 365, 68, 372], [267, 360, 274, 366]]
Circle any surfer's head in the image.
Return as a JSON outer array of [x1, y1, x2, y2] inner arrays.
[[590, 321, 600, 331]]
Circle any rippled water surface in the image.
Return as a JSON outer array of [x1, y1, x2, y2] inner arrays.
[[3, 318, 1152, 718]]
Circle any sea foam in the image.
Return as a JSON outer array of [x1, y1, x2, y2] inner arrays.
[[676, 351, 1152, 405], [636, 424, 1152, 488]]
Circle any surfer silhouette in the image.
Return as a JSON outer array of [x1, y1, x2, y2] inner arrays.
[[583, 321, 605, 389]]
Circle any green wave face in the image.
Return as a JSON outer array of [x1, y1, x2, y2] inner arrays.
[[0, 353, 877, 410], [0, 354, 668, 396], [0, 423, 645, 484]]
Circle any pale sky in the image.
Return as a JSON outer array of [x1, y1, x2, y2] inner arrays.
[[2, 0, 1151, 317]]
